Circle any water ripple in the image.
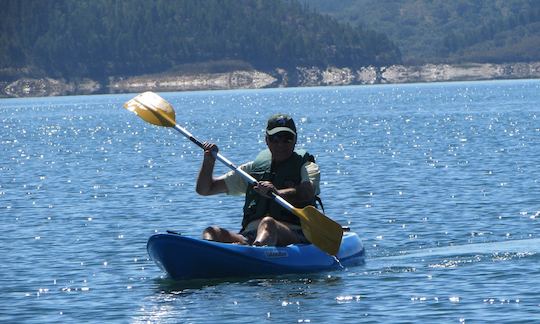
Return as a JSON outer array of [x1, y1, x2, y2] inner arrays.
[[1, 81, 540, 322]]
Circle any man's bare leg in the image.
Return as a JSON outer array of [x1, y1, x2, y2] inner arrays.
[[202, 226, 247, 244], [253, 217, 301, 246]]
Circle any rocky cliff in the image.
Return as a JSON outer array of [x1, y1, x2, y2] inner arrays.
[[2, 62, 540, 98]]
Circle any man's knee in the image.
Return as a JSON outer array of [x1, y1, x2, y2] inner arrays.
[[202, 226, 222, 240], [258, 216, 278, 230]]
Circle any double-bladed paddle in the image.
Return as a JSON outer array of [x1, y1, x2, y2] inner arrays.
[[123, 91, 343, 255]]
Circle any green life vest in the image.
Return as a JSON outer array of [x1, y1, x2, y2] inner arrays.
[[241, 149, 317, 230]]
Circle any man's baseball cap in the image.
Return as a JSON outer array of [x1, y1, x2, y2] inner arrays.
[[266, 114, 297, 136]]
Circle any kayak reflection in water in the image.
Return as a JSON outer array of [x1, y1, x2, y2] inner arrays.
[[195, 114, 321, 247]]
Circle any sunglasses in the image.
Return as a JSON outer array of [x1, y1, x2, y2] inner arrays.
[[268, 133, 295, 144]]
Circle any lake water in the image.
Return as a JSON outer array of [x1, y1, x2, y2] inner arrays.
[[1, 80, 539, 323]]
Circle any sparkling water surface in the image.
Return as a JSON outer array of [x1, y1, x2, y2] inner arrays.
[[1, 80, 539, 323]]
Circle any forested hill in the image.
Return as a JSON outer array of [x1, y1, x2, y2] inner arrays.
[[304, 0, 540, 65], [0, 0, 401, 81]]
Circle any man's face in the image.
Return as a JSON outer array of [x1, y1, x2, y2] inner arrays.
[[266, 132, 296, 162]]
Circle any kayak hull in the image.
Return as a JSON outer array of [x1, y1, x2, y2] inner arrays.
[[147, 231, 365, 280]]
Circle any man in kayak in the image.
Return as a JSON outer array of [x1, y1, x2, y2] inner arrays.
[[196, 114, 321, 247]]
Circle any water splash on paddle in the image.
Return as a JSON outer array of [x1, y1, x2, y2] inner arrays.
[[332, 256, 345, 270]]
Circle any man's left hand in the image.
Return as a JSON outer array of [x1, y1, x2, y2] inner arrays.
[[254, 181, 277, 198]]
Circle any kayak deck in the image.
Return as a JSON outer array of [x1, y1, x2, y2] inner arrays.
[[147, 231, 365, 280]]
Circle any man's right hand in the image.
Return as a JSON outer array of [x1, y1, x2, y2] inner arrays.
[[202, 142, 218, 161]]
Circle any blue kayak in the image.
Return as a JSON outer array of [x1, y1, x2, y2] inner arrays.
[[147, 231, 365, 280]]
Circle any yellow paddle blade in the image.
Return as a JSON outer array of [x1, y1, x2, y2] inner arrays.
[[294, 206, 344, 256], [123, 91, 176, 127]]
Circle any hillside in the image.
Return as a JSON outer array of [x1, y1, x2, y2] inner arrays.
[[304, 0, 540, 65], [0, 0, 400, 82]]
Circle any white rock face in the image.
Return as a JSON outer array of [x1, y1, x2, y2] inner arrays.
[[3, 62, 540, 97]]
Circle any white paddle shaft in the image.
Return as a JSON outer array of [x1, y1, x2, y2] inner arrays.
[[172, 124, 294, 213]]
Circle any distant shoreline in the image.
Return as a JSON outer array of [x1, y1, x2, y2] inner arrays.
[[2, 61, 540, 98]]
